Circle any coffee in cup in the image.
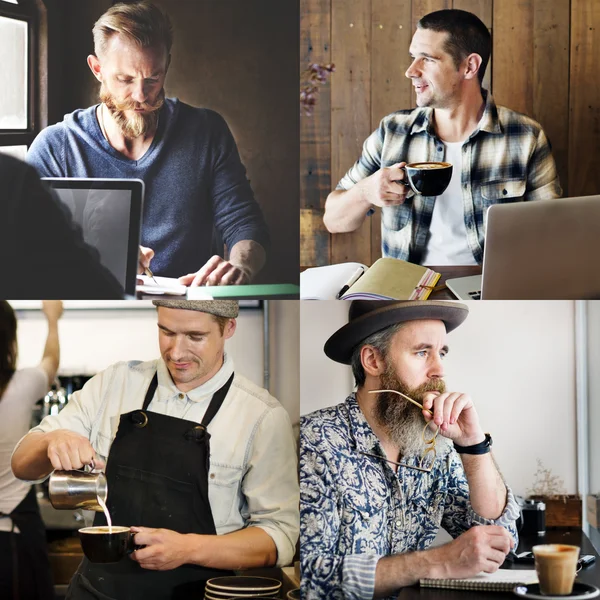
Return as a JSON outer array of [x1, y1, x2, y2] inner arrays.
[[532, 544, 580, 595], [79, 526, 135, 563], [399, 161, 453, 196]]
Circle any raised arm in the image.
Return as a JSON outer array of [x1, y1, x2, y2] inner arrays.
[[38, 301, 63, 384]]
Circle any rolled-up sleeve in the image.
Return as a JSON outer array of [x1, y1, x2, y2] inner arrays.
[[336, 120, 385, 192], [300, 434, 381, 600], [243, 405, 299, 566], [524, 128, 562, 201], [441, 450, 520, 548]]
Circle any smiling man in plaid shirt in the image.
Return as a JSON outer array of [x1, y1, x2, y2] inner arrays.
[[323, 9, 562, 266]]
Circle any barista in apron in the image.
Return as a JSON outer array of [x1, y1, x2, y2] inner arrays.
[[0, 487, 55, 600], [67, 370, 235, 600]]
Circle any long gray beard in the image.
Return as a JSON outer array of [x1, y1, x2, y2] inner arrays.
[[374, 362, 450, 459]]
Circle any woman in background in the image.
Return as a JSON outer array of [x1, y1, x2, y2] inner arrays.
[[0, 301, 63, 600]]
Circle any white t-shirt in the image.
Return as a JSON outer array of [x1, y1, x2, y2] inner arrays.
[[422, 141, 478, 266], [0, 367, 49, 532]]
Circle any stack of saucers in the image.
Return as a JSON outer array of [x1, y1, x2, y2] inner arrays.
[[204, 576, 282, 599]]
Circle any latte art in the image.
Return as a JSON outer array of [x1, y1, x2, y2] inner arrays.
[[79, 526, 129, 534], [407, 162, 451, 169]]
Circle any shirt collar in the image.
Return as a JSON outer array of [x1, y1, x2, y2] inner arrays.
[[156, 352, 235, 403], [345, 393, 385, 455], [410, 88, 502, 138]]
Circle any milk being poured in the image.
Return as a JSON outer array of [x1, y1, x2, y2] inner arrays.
[[97, 494, 112, 533]]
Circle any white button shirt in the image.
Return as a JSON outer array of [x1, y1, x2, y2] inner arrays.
[[18, 354, 299, 566]]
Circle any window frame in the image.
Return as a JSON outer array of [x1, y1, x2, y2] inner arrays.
[[0, 0, 39, 152]]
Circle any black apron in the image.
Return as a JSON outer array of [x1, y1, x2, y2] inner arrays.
[[67, 371, 235, 600], [0, 486, 55, 600]]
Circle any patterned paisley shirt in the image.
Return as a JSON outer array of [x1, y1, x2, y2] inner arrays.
[[336, 91, 562, 264], [300, 394, 520, 600]]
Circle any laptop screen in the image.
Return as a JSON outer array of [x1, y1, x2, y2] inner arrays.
[[42, 178, 144, 296]]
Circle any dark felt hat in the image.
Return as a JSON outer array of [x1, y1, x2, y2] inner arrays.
[[324, 300, 469, 364]]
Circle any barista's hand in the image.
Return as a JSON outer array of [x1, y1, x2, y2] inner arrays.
[[178, 255, 250, 287], [45, 429, 106, 471], [428, 526, 514, 578], [138, 245, 154, 275], [356, 162, 409, 207], [421, 391, 485, 447], [130, 527, 192, 570], [42, 301, 63, 322]]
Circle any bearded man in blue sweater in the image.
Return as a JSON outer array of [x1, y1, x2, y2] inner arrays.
[[27, 1, 269, 286]]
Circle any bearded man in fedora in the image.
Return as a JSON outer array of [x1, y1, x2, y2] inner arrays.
[[300, 300, 519, 600]]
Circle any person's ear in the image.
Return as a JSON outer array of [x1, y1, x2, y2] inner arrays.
[[463, 53, 482, 81], [361, 345, 386, 378], [223, 318, 236, 341], [87, 54, 103, 82]]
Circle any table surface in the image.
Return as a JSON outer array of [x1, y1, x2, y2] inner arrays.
[[397, 528, 600, 599], [429, 266, 482, 300]]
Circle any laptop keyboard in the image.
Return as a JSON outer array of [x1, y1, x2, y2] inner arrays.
[[468, 290, 482, 300]]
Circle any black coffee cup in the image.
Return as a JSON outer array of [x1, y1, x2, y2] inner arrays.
[[79, 526, 136, 563], [400, 161, 453, 196]]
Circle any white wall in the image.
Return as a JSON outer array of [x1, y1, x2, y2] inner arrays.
[[11, 300, 299, 423], [586, 301, 600, 495], [300, 301, 577, 498]]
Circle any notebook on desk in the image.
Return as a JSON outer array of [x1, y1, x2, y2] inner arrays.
[[420, 569, 538, 592], [446, 195, 600, 300], [301, 258, 440, 300]]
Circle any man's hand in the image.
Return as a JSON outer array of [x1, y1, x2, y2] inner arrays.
[[178, 255, 250, 287], [130, 527, 192, 570], [355, 162, 410, 208], [46, 429, 106, 471], [430, 526, 514, 579], [138, 245, 154, 275], [421, 391, 485, 447], [42, 301, 63, 322]]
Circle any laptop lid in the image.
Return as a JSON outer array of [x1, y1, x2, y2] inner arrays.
[[42, 178, 144, 297], [481, 195, 600, 299]]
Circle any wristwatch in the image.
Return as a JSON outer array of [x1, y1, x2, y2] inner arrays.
[[454, 433, 492, 455]]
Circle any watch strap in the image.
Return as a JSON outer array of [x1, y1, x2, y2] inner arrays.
[[454, 433, 492, 455]]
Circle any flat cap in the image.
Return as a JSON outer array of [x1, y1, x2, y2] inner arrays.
[[152, 300, 239, 318]]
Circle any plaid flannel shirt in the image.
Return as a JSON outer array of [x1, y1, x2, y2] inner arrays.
[[336, 91, 562, 264]]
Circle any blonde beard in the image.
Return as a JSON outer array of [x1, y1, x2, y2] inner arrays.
[[99, 87, 164, 140], [375, 360, 452, 459]]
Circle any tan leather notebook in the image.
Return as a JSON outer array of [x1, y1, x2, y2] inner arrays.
[[340, 258, 440, 300]]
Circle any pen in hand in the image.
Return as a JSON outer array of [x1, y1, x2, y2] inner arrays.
[[144, 266, 158, 286]]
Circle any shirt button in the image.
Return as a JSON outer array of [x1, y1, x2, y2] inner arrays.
[[503, 189, 508, 195], [178, 393, 184, 400], [395, 520, 402, 528], [210, 473, 215, 479], [437, 146, 443, 152]]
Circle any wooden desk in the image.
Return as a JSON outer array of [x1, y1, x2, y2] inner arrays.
[[429, 266, 482, 300], [396, 528, 600, 599]]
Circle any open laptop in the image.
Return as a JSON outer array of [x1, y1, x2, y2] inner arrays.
[[446, 195, 600, 299], [43, 178, 144, 297]]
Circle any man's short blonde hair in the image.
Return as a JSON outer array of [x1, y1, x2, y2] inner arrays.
[[93, 2, 173, 58]]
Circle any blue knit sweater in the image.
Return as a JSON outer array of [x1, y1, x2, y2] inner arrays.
[[27, 98, 270, 277]]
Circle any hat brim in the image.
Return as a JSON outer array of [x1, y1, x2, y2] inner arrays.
[[324, 300, 469, 364]]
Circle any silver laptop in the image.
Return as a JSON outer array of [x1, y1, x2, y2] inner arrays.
[[446, 195, 600, 300], [43, 178, 144, 297]]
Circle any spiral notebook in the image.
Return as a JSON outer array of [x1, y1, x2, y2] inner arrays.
[[420, 569, 538, 592]]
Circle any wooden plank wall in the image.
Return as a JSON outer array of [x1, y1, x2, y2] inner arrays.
[[300, 0, 600, 267]]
